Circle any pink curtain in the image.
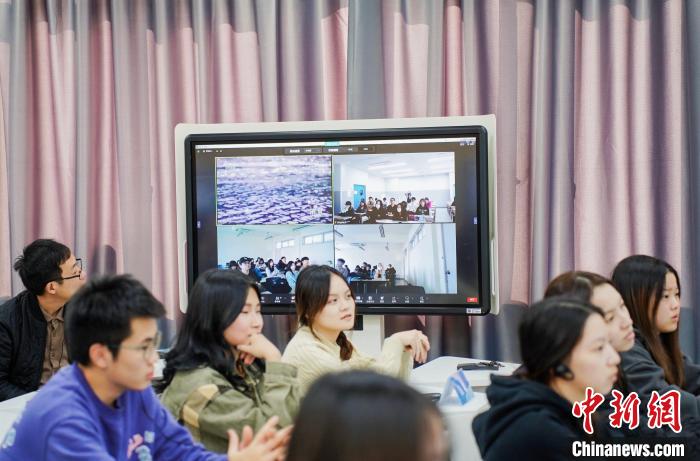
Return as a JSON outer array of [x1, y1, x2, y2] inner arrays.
[[0, 0, 697, 359]]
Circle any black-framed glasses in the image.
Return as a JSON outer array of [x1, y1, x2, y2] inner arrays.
[[112, 331, 162, 360], [55, 258, 84, 281]]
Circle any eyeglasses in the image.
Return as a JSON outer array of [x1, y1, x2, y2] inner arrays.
[[55, 258, 84, 282], [112, 331, 162, 360]]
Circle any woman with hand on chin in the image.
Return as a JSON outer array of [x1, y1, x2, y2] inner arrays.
[[160, 269, 299, 454], [282, 265, 430, 393]]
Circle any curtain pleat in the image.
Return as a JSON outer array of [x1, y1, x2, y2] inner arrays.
[[0, 0, 696, 360]]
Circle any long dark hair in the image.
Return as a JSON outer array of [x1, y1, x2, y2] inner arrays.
[[611, 255, 683, 386], [286, 370, 445, 461], [295, 265, 354, 360], [160, 269, 261, 391], [520, 296, 604, 385]]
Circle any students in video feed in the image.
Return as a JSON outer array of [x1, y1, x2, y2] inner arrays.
[[265, 259, 278, 278], [415, 199, 430, 216], [335, 258, 350, 279], [282, 265, 430, 392], [365, 200, 379, 223], [286, 371, 448, 461], [395, 203, 407, 221], [472, 297, 620, 461], [407, 197, 418, 213], [0, 275, 288, 461], [385, 264, 397, 285], [160, 269, 298, 453], [340, 201, 354, 217], [612, 255, 700, 418], [285, 261, 299, 291]]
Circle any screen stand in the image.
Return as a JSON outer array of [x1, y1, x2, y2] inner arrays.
[[348, 315, 385, 358]]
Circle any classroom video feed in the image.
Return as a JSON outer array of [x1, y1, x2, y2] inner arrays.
[[216, 155, 333, 225], [217, 225, 334, 295], [333, 152, 456, 225], [334, 224, 458, 299]]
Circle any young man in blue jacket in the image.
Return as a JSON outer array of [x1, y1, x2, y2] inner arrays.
[[0, 274, 289, 461]]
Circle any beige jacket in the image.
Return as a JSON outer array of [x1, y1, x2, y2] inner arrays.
[[281, 325, 413, 393]]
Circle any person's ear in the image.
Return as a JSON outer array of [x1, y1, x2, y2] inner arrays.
[[44, 281, 58, 295], [89, 343, 114, 369]]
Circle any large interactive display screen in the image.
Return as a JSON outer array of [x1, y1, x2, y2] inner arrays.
[[177, 118, 497, 315]]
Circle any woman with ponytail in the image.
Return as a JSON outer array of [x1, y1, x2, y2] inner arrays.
[[282, 265, 430, 393]]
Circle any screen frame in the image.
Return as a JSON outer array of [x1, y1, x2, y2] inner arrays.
[[175, 116, 499, 316]]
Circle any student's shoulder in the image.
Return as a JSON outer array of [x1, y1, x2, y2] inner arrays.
[[0, 293, 23, 321], [283, 329, 330, 358], [168, 366, 232, 390]]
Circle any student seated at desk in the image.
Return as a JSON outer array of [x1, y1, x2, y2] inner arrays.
[[612, 255, 700, 419], [286, 370, 448, 461], [473, 296, 620, 461], [160, 269, 299, 453], [0, 239, 86, 402], [282, 265, 430, 393], [415, 199, 430, 216], [0, 275, 289, 461]]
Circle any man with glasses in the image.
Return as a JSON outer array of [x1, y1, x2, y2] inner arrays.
[[0, 275, 289, 460], [0, 239, 86, 401]]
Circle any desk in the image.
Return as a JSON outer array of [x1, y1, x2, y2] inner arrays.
[[409, 356, 519, 461], [0, 392, 36, 442]]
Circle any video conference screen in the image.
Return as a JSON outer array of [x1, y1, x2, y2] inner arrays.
[[185, 126, 491, 315]]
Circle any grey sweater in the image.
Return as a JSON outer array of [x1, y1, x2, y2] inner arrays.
[[620, 329, 700, 420]]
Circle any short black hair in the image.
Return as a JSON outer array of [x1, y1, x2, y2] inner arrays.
[[337, 258, 345, 264], [66, 275, 166, 365], [519, 296, 603, 384], [13, 239, 71, 296], [301, 256, 309, 262], [287, 370, 443, 461]]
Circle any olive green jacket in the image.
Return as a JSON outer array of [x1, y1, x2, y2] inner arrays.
[[160, 362, 300, 453]]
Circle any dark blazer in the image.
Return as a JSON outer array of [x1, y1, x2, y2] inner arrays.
[[0, 291, 49, 401]]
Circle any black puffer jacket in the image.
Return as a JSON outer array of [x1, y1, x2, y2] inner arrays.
[[0, 291, 48, 401], [473, 374, 605, 461]]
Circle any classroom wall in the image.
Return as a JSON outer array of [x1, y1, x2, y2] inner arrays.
[[337, 243, 404, 277], [385, 173, 452, 206], [404, 225, 454, 293]]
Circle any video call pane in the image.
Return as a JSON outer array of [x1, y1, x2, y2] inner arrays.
[[332, 152, 456, 224], [216, 155, 333, 225]]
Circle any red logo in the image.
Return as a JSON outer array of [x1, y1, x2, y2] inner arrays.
[[466, 297, 478, 303], [572, 387, 605, 434], [572, 387, 683, 434]]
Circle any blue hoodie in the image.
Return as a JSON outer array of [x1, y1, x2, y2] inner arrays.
[[0, 364, 226, 461]]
